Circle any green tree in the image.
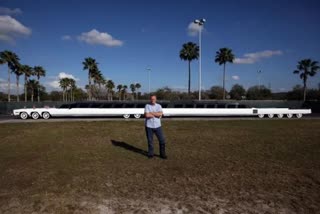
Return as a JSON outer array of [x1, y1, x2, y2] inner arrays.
[[246, 85, 272, 100], [135, 83, 141, 100], [293, 59, 319, 101], [59, 78, 69, 101], [122, 85, 128, 100], [33, 66, 46, 102], [116, 84, 123, 100], [0, 50, 20, 102], [27, 79, 39, 102], [106, 80, 115, 100], [14, 64, 23, 102], [207, 86, 226, 100], [230, 84, 246, 100], [83, 57, 98, 100], [21, 65, 33, 102], [179, 42, 199, 95], [215, 48, 235, 100], [130, 83, 136, 100]]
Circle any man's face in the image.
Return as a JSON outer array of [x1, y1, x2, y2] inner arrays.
[[150, 96, 157, 104]]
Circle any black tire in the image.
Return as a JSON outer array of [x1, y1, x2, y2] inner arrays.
[[20, 112, 28, 120], [42, 112, 51, 120]]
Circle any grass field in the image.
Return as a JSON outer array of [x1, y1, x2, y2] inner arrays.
[[0, 120, 320, 213]]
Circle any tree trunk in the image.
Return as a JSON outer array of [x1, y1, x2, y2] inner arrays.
[[223, 63, 226, 100], [88, 72, 91, 101], [31, 88, 34, 102], [16, 75, 20, 102], [24, 76, 27, 102], [303, 77, 307, 102], [188, 60, 191, 95], [37, 77, 40, 102], [8, 68, 11, 102]]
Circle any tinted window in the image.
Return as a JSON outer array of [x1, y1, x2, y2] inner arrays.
[[136, 104, 146, 108], [206, 104, 216, 108], [227, 104, 236, 108], [217, 104, 226, 108], [174, 104, 183, 108], [113, 103, 123, 108], [238, 104, 247, 109], [185, 104, 194, 108], [101, 103, 112, 108], [196, 104, 205, 108], [91, 103, 102, 108], [161, 104, 168, 108], [124, 103, 134, 108], [59, 104, 70, 109], [78, 103, 90, 108], [70, 103, 77, 108]]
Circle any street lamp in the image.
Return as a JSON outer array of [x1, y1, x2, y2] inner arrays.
[[147, 67, 151, 94], [194, 18, 206, 100]]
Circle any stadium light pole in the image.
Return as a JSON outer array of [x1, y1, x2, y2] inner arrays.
[[147, 67, 151, 94], [194, 18, 206, 100]]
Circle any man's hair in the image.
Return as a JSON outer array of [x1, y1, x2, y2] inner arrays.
[[150, 94, 157, 98]]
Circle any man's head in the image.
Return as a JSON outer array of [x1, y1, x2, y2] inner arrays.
[[150, 95, 157, 105]]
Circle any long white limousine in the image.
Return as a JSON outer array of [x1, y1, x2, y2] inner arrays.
[[12, 102, 312, 120]]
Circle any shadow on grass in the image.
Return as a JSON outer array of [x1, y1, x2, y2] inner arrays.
[[111, 140, 159, 157]]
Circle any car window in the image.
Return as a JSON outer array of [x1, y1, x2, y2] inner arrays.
[[90, 103, 102, 108], [59, 104, 70, 109], [101, 103, 112, 108], [78, 103, 90, 108]]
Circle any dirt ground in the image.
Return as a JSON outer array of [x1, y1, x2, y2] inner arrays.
[[0, 120, 319, 213]]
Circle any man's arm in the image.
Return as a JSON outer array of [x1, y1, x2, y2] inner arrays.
[[144, 112, 155, 118], [151, 112, 163, 118]]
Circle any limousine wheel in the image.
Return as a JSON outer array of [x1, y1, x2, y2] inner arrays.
[[20, 112, 28, 120], [123, 114, 130, 119], [268, 114, 274, 118], [296, 113, 303, 118], [42, 112, 51, 120], [31, 112, 40, 120], [134, 114, 141, 119], [258, 114, 264, 118], [277, 114, 283, 118], [287, 113, 293, 118]]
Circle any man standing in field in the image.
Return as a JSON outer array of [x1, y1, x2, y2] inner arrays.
[[144, 95, 167, 159]]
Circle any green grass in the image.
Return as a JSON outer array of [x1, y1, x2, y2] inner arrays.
[[0, 120, 319, 213]]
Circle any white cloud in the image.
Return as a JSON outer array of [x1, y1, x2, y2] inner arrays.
[[78, 29, 123, 47], [234, 50, 283, 64], [0, 78, 15, 92], [0, 7, 22, 16], [0, 15, 31, 43], [58, 72, 79, 81], [187, 22, 203, 36], [61, 35, 72, 40], [232, 75, 240, 80], [45, 72, 80, 90]]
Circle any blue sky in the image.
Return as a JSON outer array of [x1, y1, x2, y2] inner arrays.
[[0, 0, 320, 93]]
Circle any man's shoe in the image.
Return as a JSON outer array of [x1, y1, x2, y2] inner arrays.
[[147, 155, 154, 159]]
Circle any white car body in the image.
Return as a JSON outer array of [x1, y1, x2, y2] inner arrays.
[[12, 103, 312, 120]]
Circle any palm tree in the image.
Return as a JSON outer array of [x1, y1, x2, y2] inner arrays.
[[122, 85, 128, 100], [27, 79, 39, 102], [21, 65, 33, 102], [135, 83, 141, 100], [14, 64, 23, 102], [106, 80, 115, 100], [0, 50, 20, 102], [33, 66, 46, 102], [294, 59, 320, 101], [116, 84, 123, 100], [179, 42, 199, 95], [215, 48, 235, 100], [83, 57, 98, 100], [59, 78, 69, 101], [130, 83, 136, 100]]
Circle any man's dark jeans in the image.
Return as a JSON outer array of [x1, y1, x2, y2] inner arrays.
[[145, 126, 166, 157]]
